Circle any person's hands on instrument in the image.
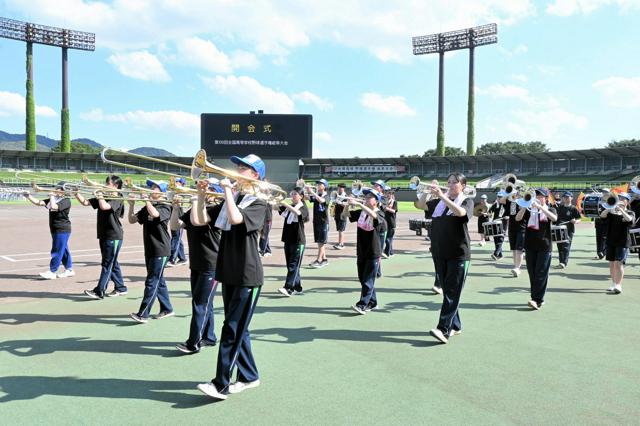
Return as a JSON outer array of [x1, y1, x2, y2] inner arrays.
[[197, 180, 209, 192], [430, 183, 444, 199], [95, 190, 104, 199], [127, 193, 137, 206], [220, 178, 233, 190]]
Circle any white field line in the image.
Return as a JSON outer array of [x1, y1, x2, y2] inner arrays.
[[0, 245, 144, 257], [1, 256, 16, 262], [5, 250, 146, 263]]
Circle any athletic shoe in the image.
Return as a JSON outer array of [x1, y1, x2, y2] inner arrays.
[[293, 289, 304, 295], [176, 343, 200, 354], [478, 241, 486, 247], [165, 262, 176, 268], [351, 304, 367, 315], [263, 252, 272, 257], [614, 284, 622, 294], [56, 269, 75, 278], [278, 287, 292, 297], [431, 285, 443, 295], [429, 328, 448, 344], [595, 253, 604, 260], [175, 260, 188, 266], [129, 313, 148, 324], [39, 271, 57, 280], [320, 259, 329, 267], [228, 379, 260, 394], [381, 253, 389, 259], [333, 244, 345, 250], [511, 268, 521, 277], [83, 289, 102, 299], [606, 284, 616, 292], [200, 339, 217, 347], [106, 290, 128, 297], [197, 382, 228, 400], [309, 260, 322, 268], [364, 302, 379, 312], [527, 300, 539, 310], [448, 329, 462, 337], [154, 311, 175, 319]]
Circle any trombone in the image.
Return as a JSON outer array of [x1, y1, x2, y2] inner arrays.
[[168, 176, 225, 202], [101, 148, 193, 179], [191, 149, 287, 203]]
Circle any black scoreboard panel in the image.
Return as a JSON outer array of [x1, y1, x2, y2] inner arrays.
[[201, 113, 312, 159]]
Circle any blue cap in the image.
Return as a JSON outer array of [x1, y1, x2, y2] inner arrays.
[[480, 194, 488, 199], [206, 178, 223, 193], [316, 179, 329, 187], [362, 188, 382, 202], [146, 179, 168, 193], [496, 189, 507, 197], [562, 191, 573, 198], [371, 179, 386, 188], [618, 192, 631, 201], [535, 188, 548, 197], [175, 177, 187, 185], [230, 154, 266, 180]]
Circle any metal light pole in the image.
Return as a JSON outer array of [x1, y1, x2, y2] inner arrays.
[[0, 17, 95, 152]]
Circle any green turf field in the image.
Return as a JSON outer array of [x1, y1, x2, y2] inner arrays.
[[0, 228, 638, 424]]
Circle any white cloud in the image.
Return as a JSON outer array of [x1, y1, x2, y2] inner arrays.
[[292, 91, 334, 111], [593, 76, 640, 108], [176, 37, 233, 74], [476, 84, 532, 102], [360, 92, 417, 117], [499, 44, 528, 56], [511, 74, 529, 83], [80, 108, 199, 135], [107, 51, 171, 82], [201, 75, 295, 113], [508, 107, 588, 141], [546, 0, 640, 16], [0, 91, 56, 118], [314, 132, 333, 142], [5, 0, 536, 63]]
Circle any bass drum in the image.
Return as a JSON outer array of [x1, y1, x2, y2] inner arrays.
[[581, 194, 602, 218]]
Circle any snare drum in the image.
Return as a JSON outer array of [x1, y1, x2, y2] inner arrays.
[[629, 228, 640, 250], [551, 224, 569, 243], [581, 194, 602, 218], [409, 218, 432, 236], [482, 220, 504, 239]]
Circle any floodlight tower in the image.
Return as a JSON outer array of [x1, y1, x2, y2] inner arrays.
[[412, 23, 497, 156], [0, 17, 95, 152]]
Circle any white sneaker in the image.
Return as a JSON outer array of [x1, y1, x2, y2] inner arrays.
[[511, 268, 521, 277], [606, 284, 616, 292], [351, 304, 367, 315], [614, 284, 622, 294], [277, 287, 291, 297], [528, 300, 539, 310], [228, 379, 260, 394], [263, 252, 272, 257], [197, 382, 228, 400], [448, 329, 462, 337], [559, 263, 566, 269], [431, 285, 443, 295], [57, 269, 75, 278], [381, 253, 389, 259], [39, 271, 57, 280], [429, 328, 448, 344]]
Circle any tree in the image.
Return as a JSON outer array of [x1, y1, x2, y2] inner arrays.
[[475, 141, 548, 155], [52, 141, 102, 154], [423, 146, 465, 157], [25, 43, 36, 152], [607, 139, 640, 148]]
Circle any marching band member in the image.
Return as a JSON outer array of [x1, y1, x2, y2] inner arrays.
[[332, 183, 348, 250], [475, 194, 490, 246], [342, 188, 386, 314], [500, 189, 526, 277], [628, 188, 640, 260], [23, 182, 75, 279], [553, 192, 581, 269], [172, 179, 222, 354], [258, 202, 273, 257], [371, 180, 388, 276], [594, 188, 610, 260], [307, 178, 329, 268], [515, 188, 557, 310], [277, 187, 309, 296], [167, 177, 188, 267], [415, 181, 443, 295], [75, 176, 128, 299], [197, 154, 267, 400], [127, 180, 174, 324], [489, 195, 507, 261], [383, 190, 397, 257], [601, 192, 634, 294], [427, 173, 473, 344]]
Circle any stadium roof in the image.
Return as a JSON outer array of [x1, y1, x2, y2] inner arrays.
[[301, 146, 640, 165]]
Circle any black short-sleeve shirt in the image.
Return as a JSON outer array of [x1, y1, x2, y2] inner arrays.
[[334, 201, 346, 221], [181, 205, 222, 272], [521, 207, 557, 252], [423, 198, 441, 219], [136, 203, 172, 257], [506, 200, 527, 232], [216, 196, 267, 286], [43, 197, 71, 234], [89, 198, 124, 240], [606, 210, 635, 248], [430, 198, 474, 260], [280, 202, 309, 245], [311, 192, 329, 224], [384, 199, 397, 229], [629, 200, 640, 229], [349, 209, 385, 260], [555, 204, 581, 235]]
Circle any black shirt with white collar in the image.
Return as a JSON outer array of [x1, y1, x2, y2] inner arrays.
[[430, 197, 474, 261], [279, 202, 309, 244]]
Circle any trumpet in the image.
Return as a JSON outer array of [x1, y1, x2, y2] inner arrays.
[[516, 188, 538, 210], [409, 176, 477, 200], [352, 180, 364, 197], [600, 193, 624, 211], [295, 178, 316, 196], [191, 149, 287, 203]]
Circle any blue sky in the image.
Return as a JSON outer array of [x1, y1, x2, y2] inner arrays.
[[0, 0, 638, 158]]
